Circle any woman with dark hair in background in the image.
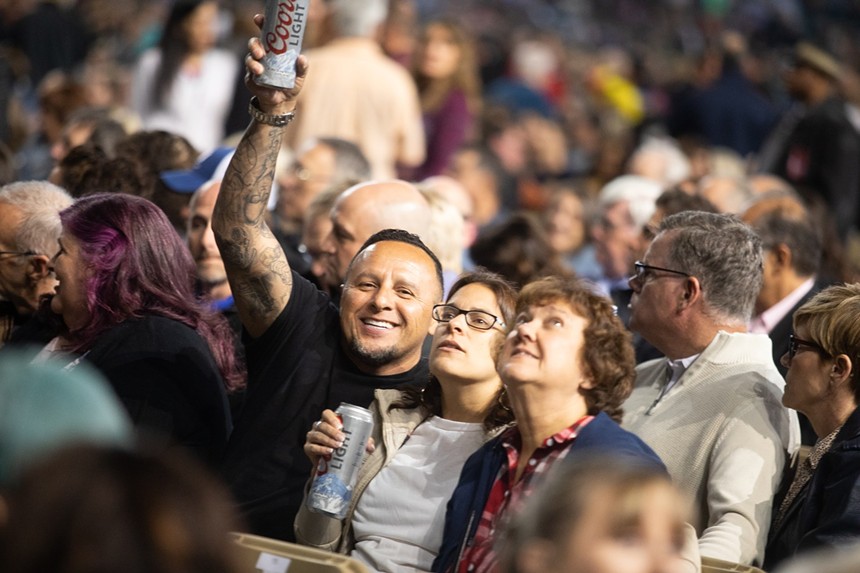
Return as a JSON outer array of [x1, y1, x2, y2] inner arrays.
[[37, 192, 242, 464], [411, 19, 482, 179], [131, 0, 237, 153], [296, 270, 516, 573]]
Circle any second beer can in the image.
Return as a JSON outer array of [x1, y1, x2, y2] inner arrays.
[[306, 403, 374, 519]]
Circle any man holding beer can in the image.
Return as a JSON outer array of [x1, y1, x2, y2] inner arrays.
[[213, 14, 444, 543]]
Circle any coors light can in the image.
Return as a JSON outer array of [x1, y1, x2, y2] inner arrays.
[[255, 0, 309, 89], [306, 403, 374, 519]]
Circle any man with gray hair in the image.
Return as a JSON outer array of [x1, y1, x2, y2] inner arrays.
[[623, 211, 798, 566], [272, 137, 371, 276], [283, 0, 425, 178], [0, 181, 73, 346]]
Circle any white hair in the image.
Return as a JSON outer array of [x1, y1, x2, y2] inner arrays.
[[0, 181, 73, 257], [329, 0, 388, 38], [629, 137, 691, 187], [598, 175, 662, 229]]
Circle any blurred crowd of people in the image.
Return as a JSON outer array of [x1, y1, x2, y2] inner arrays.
[[3, 0, 860, 572]]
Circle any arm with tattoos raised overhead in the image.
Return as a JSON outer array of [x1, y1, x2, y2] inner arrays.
[[212, 16, 309, 339]]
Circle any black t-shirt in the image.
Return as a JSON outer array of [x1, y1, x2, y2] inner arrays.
[[220, 271, 429, 541]]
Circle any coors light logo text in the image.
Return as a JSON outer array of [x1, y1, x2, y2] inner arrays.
[[265, 0, 304, 54]]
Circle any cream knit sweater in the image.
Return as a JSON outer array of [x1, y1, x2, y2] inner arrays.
[[623, 331, 799, 566]]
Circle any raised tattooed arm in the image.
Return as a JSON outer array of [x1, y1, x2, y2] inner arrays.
[[212, 16, 309, 338]]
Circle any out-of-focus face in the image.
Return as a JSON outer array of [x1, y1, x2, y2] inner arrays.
[[419, 23, 461, 80], [447, 150, 499, 227], [781, 324, 833, 416], [499, 300, 589, 392], [50, 122, 94, 162], [50, 231, 91, 331], [301, 210, 336, 291], [430, 283, 505, 386], [592, 201, 639, 281], [339, 241, 440, 375], [326, 192, 371, 284], [545, 191, 586, 255], [183, 1, 219, 54], [0, 203, 31, 313], [276, 143, 336, 224], [187, 181, 227, 289], [548, 482, 688, 573]]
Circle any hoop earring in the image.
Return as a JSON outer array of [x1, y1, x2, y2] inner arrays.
[[497, 386, 512, 412]]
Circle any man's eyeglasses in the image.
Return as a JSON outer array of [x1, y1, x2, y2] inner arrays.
[[630, 261, 690, 283], [0, 250, 37, 258], [432, 304, 505, 331], [788, 334, 829, 361]]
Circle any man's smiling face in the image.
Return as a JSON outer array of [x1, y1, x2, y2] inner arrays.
[[339, 240, 440, 375]]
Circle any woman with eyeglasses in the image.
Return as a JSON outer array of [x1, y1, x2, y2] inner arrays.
[[295, 270, 516, 573], [764, 283, 860, 570]]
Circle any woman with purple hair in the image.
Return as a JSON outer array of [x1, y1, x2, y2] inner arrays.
[[39, 193, 242, 465]]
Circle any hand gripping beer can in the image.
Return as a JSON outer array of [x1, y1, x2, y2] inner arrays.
[[255, 0, 309, 89], [306, 403, 374, 519]]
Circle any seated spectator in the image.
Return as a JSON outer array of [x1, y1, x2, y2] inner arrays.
[[764, 284, 860, 570], [160, 146, 235, 238], [295, 271, 516, 572], [35, 193, 242, 465], [623, 211, 799, 564], [744, 196, 825, 445], [0, 181, 73, 347], [214, 38, 442, 542], [541, 182, 602, 282], [50, 143, 142, 197], [271, 137, 372, 276], [114, 130, 199, 200], [499, 456, 691, 573], [0, 445, 243, 573], [435, 276, 671, 573], [299, 184, 352, 295]]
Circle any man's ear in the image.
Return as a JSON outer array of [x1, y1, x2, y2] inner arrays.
[[680, 275, 702, 308], [771, 243, 793, 270], [26, 254, 52, 282]]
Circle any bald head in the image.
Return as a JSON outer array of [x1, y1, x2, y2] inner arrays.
[[327, 180, 432, 283]]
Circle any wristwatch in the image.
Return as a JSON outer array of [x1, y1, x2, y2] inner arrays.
[[248, 96, 296, 127]]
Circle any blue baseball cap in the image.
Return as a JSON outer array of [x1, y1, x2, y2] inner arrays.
[[160, 146, 235, 193]]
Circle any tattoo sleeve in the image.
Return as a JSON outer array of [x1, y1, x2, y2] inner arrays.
[[212, 121, 294, 338]]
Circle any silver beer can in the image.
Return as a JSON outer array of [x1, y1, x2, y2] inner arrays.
[[306, 403, 374, 519], [255, 0, 309, 89]]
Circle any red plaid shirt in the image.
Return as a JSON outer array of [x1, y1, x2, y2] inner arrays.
[[456, 415, 595, 573]]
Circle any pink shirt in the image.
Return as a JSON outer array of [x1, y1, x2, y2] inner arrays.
[[749, 278, 815, 334]]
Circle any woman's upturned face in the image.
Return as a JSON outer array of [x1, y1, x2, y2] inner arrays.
[[419, 24, 461, 80], [430, 283, 505, 386], [50, 232, 91, 331], [499, 301, 589, 392], [781, 324, 834, 416], [554, 483, 687, 573]]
